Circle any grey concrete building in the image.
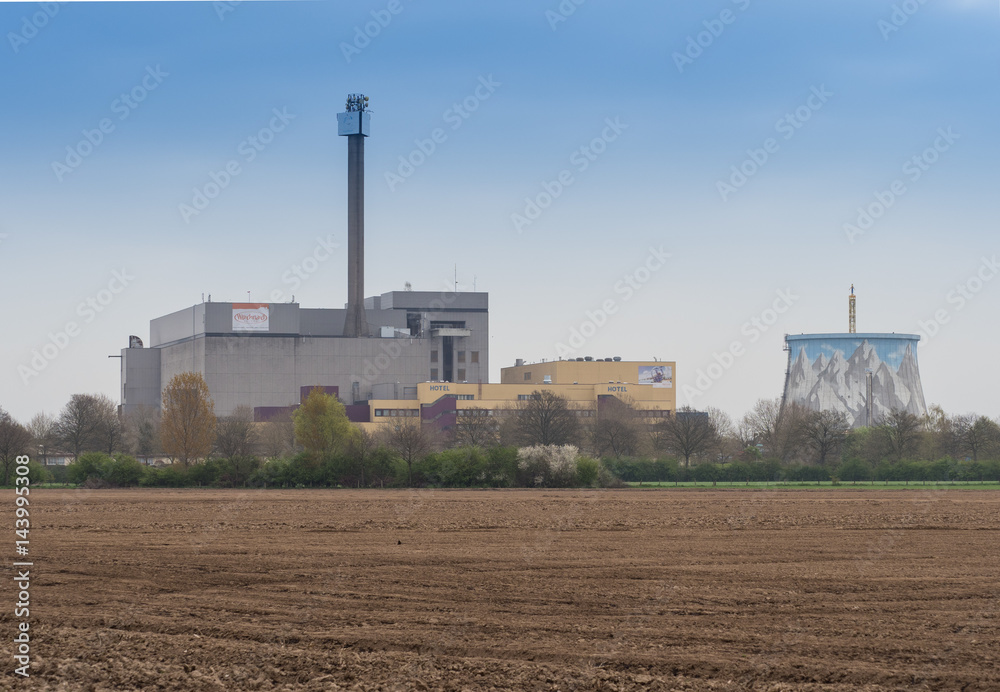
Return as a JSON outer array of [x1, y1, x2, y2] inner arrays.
[[120, 290, 489, 420]]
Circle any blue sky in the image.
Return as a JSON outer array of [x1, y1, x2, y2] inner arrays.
[[1, 0, 998, 423]]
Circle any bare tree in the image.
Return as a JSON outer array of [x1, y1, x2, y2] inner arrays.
[[954, 414, 1000, 462], [743, 398, 807, 462], [591, 397, 643, 459], [878, 408, 921, 463], [27, 412, 58, 465], [214, 405, 258, 459], [93, 394, 122, 455], [259, 412, 296, 459], [0, 408, 33, 485], [800, 410, 849, 466], [451, 409, 500, 449], [706, 406, 739, 463], [56, 394, 108, 459], [506, 390, 581, 447], [655, 407, 716, 468], [346, 427, 379, 487], [124, 405, 161, 461], [382, 417, 434, 486]]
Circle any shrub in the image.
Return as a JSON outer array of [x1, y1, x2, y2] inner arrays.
[[103, 454, 144, 487], [69, 452, 111, 485], [576, 456, 600, 487], [516, 445, 579, 487]]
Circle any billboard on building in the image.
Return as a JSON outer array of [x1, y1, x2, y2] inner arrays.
[[638, 365, 672, 388], [232, 303, 269, 332]]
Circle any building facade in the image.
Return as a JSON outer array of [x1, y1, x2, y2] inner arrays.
[[120, 291, 488, 418], [360, 359, 677, 433]]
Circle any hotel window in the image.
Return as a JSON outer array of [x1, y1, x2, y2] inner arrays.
[[430, 350, 438, 363], [430, 368, 439, 380], [471, 351, 479, 363], [457, 351, 466, 363], [523, 371, 531, 381], [457, 369, 466, 381]]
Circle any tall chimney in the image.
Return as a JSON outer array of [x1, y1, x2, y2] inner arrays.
[[338, 93, 371, 337]]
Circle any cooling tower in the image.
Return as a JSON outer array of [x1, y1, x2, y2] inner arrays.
[[781, 333, 926, 428]]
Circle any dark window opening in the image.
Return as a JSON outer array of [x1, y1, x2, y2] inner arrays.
[[443, 336, 454, 382], [407, 312, 421, 336]]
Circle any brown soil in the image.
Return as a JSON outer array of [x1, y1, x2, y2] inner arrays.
[[3, 489, 999, 691]]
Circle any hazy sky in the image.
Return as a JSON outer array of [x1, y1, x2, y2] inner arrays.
[[2, 0, 998, 424]]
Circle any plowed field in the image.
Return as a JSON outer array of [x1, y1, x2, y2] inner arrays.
[[3, 489, 999, 691]]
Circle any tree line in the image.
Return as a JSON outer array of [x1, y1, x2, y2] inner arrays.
[[2, 372, 999, 488]]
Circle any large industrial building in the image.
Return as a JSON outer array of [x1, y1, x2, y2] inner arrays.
[[119, 92, 678, 430], [120, 291, 489, 420], [781, 289, 927, 427]]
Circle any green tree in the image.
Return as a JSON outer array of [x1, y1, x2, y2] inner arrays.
[[292, 388, 358, 459]]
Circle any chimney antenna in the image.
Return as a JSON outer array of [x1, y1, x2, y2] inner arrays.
[[849, 284, 856, 333], [338, 93, 372, 337]]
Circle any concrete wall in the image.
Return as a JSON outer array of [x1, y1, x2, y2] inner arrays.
[[156, 334, 432, 416], [150, 304, 204, 346], [120, 347, 161, 415]]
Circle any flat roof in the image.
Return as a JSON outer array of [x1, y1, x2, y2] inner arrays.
[[785, 333, 920, 341]]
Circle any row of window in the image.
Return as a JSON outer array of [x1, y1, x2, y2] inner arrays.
[[430, 369, 467, 381], [430, 350, 480, 363], [391, 408, 664, 419]]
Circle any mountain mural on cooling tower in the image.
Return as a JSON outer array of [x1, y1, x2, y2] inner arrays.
[[783, 338, 926, 427]]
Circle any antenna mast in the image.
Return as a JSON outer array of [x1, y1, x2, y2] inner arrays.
[[848, 284, 856, 333]]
